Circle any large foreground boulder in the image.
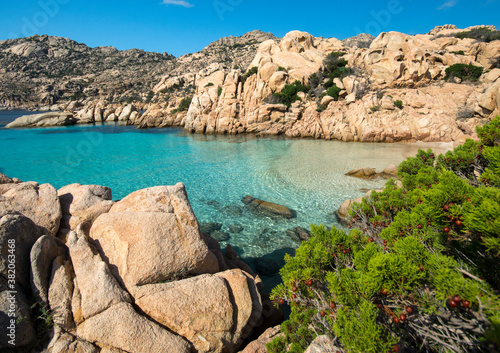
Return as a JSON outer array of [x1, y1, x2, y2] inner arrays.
[[134, 269, 262, 353], [76, 302, 192, 353], [90, 184, 219, 290], [0, 182, 61, 236], [5, 112, 76, 128]]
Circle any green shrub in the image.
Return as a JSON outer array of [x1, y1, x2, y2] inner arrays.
[[370, 106, 380, 112], [455, 27, 500, 43], [217, 86, 222, 96], [268, 116, 500, 352], [272, 80, 310, 107], [204, 82, 214, 87], [445, 63, 484, 82], [278, 66, 286, 72], [450, 50, 466, 55], [394, 100, 403, 109], [241, 66, 258, 86], [326, 85, 341, 101], [171, 96, 192, 114]]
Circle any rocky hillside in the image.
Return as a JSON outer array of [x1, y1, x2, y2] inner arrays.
[[0, 30, 275, 110], [133, 25, 500, 144]]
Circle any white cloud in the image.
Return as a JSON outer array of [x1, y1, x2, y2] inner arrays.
[[437, 0, 457, 10], [162, 0, 194, 8]]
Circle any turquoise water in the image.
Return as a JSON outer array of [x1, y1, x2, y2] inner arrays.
[[0, 111, 453, 281]]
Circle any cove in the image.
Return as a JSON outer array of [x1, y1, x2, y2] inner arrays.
[[0, 116, 452, 280]]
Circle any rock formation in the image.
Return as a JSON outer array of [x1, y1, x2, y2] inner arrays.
[[0, 174, 279, 353], [134, 25, 500, 144]]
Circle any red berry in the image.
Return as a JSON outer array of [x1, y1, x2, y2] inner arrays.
[[306, 280, 313, 286], [443, 205, 450, 211], [381, 288, 389, 296], [331, 302, 336, 309], [462, 300, 470, 308], [369, 237, 374, 242], [279, 298, 285, 305], [292, 294, 297, 299], [393, 317, 400, 324], [455, 220, 463, 227], [406, 306, 414, 314], [417, 224, 423, 229], [448, 299, 458, 308], [467, 198, 471, 202], [444, 227, 450, 233], [399, 231, 403, 236], [419, 266, 424, 272], [378, 303, 382, 308], [453, 295, 461, 304], [342, 249, 347, 254], [320, 311, 326, 317], [393, 345, 400, 352], [399, 314, 407, 322]]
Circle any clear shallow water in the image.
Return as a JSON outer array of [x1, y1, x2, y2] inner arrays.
[[0, 111, 453, 281]]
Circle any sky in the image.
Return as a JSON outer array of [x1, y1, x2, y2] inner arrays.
[[0, 0, 499, 57]]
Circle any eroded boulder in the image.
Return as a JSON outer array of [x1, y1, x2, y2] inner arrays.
[[90, 184, 219, 290], [241, 195, 295, 219], [0, 182, 61, 236]]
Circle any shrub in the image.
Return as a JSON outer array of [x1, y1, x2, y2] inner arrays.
[[455, 27, 500, 43], [445, 63, 484, 82], [394, 100, 403, 109], [217, 86, 222, 96], [450, 50, 466, 55], [171, 96, 192, 114], [370, 106, 380, 112], [278, 66, 286, 72], [268, 116, 500, 352], [457, 105, 475, 120], [204, 82, 214, 87], [241, 66, 258, 86], [326, 85, 341, 101], [272, 80, 310, 107]]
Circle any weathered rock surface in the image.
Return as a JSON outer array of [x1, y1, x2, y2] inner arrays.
[[5, 112, 76, 128], [304, 335, 339, 353], [58, 183, 114, 232], [0, 173, 15, 184], [68, 230, 132, 321], [239, 326, 283, 353], [76, 302, 192, 353], [90, 184, 219, 290], [345, 167, 377, 179], [241, 195, 295, 219], [0, 182, 61, 236], [134, 269, 262, 353], [48, 255, 75, 330], [30, 235, 70, 303], [0, 287, 35, 348], [1, 213, 45, 291]]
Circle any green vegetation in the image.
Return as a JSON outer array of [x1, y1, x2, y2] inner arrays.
[[326, 85, 341, 101], [455, 27, 500, 43], [204, 82, 214, 87], [394, 100, 403, 109], [309, 51, 351, 91], [171, 96, 192, 114], [450, 50, 466, 56], [145, 90, 155, 103], [278, 66, 287, 72], [269, 80, 310, 107], [217, 86, 222, 96], [370, 105, 380, 112], [241, 66, 258, 86], [445, 63, 484, 82], [268, 117, 500, 353]]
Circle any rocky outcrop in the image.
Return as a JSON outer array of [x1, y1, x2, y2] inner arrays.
[[0, 182, 61, 236], [239, 325, 283, 353], [57, 183, 114, 233], [0, 174, 281, 352], [5, 112, 76, 128], [135, 26, 500, 144], [241, 195, 295, 219], [90, 184, 219, 290], [346, 164, 399, 180]]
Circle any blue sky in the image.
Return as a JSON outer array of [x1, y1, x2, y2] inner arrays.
[[0, 0, 499, 57]]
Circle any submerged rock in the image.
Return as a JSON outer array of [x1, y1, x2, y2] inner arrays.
[[5, 112, 76, 128], [211, 230, 230, 242], [345, 168, 377, 180], [241, 195, 295, 219]]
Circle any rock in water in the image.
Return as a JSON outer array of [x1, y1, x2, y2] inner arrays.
[[241, 195, 295, 219], [345, 168, 377, 180], [5, 112, 76, 128]]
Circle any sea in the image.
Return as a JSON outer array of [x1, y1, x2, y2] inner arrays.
[[0, 110, 453, 287]]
